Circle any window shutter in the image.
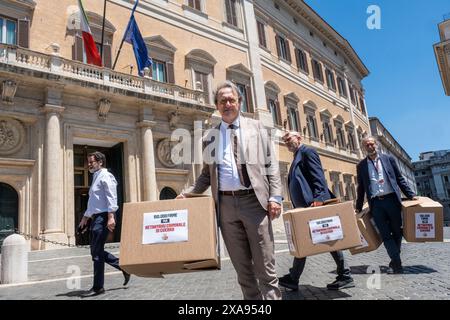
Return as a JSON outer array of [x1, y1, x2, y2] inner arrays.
[[103, 43, 112, 68], [303, 52, 309, 74], [287, 109, 292, 130], [18, 19, 30, 48], [275, 35, 281, 58], [257, 22, 266, 47], [285, 40, 291, 63], [318, 63, 323, 82], [72, 34, 84, 62], [294, 49, 301, 71], [245, 84, 253, 112], [225, 0, 232, 24], [275, 100, 282, 126], [166, 61, 175, 84]]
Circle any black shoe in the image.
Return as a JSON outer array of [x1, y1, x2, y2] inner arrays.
[[387, 266, 404, 274], [81, 287, 105, 297], [327, 278, 355, 290], [278, 274, 299, 291], [123, 271, 131, 286], [387, 261, 403, 274]]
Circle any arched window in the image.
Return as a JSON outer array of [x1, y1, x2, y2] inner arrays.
[[159, 187, 178, 200], [0, 183, 19, 249], [144, 35, 177, 84], [186, 49, 217, 105]]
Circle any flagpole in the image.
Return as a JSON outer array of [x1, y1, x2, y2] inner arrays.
[[100, 0, 107, 61], [112, 0, 139, 70]]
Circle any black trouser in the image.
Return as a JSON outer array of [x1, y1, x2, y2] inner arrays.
[[370, 194, 403, 265], [90, 212, 121, 290], [289, 250, 352, 282]]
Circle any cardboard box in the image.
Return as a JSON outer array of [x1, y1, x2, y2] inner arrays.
[[283, 201, 361, 258], [119, 196, 220, 277], [402, 197, 444, 242], [349, 206, 382, 255]]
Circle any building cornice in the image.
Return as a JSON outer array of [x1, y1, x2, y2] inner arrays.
[[279, 0, 369, 78], [433, 39, 450, 96]]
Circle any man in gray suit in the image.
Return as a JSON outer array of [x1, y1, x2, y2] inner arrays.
[[178, 81, 283, 300]]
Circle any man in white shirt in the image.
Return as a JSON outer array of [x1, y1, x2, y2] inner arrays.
[[179, 81, 283, 300], [355, 137, 416, 274], [78, 151, 130, 297]]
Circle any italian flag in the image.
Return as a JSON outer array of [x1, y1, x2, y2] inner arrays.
[[78, 0, 102, 66]]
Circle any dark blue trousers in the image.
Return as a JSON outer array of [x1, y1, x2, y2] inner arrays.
[[370, 194, 403, 265], [90, 212, 121, 290], [289, 250, 352, 282]]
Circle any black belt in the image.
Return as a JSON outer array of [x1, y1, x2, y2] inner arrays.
[[372, 193, 395, 201], [219, 189, 255, 196], [92, 212, 108, 217]]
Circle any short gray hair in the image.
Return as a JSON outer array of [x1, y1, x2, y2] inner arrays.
[[361, 136, 378, 146], [284, 131, 301, 138], [213, 81, 242, 105], [87, 151, 106, 167]]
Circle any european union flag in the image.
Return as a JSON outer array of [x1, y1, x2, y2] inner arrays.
[[123, 1, 152, 75]]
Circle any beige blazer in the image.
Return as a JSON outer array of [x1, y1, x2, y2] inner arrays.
[[187, 116, 282, 211]]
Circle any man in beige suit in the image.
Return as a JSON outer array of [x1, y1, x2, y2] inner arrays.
[[178, 81, 282, 300]]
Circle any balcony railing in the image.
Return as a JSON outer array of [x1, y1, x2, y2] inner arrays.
[[0, 44, 205, 106]]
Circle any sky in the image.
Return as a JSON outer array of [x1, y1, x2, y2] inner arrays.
[[305, 0, 450, 161]]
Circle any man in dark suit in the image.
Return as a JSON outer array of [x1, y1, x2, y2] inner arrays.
[[356, 136, 416, 274], [278, 131, 354, 291]]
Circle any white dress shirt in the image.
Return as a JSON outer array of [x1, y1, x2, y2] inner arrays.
[[217, 116, 282, 204], [84, 168, 119, 218], [368, 156, 394, 198], [218, 117, 247, 191]]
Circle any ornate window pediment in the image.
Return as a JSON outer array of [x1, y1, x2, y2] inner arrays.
[[186, 49, 217, 67], [144, 35, 177, 53], [319, 108, 332, 118], [303, 100, 317, 113], [284, 92, 299, 104], [333, 114, 344, 123], [264, 81, 280, 94], [345, 120, 355, 128], [226, 63, 252, 77]]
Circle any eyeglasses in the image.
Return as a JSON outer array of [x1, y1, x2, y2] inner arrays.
[[218, 98, 238, 105]]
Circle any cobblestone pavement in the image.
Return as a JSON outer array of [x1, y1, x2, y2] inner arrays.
[[0, 228, 449, 300]]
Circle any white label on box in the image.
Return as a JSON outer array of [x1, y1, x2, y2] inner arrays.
[[359, 233, 369, 248], [309, 216, 344, 244], [415, 212, 435, 238], [284, 220, 296, 252], [142, 209, 188, 244]]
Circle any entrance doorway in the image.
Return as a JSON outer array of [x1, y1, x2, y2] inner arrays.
[[159, 187, 177, 200], [73, 144, 124, 245], [0, 183, 19, 251]]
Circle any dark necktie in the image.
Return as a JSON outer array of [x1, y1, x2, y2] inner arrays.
[[228, 124, 251, 188]]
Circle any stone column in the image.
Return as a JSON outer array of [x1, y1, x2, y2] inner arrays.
[[138, 120, 158, 201], [241, 0, 273, 127], [343, 71, 362, 158], [193, 118, 205, 179], [41, 104, 65, 241]]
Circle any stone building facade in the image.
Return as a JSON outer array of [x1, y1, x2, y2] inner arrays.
[[0, 0, 370, 249], [369, 117, 417, 194], [414, 150, 450, 225]]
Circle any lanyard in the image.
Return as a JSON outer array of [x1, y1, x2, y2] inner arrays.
[[369, 158, 380, 175]]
